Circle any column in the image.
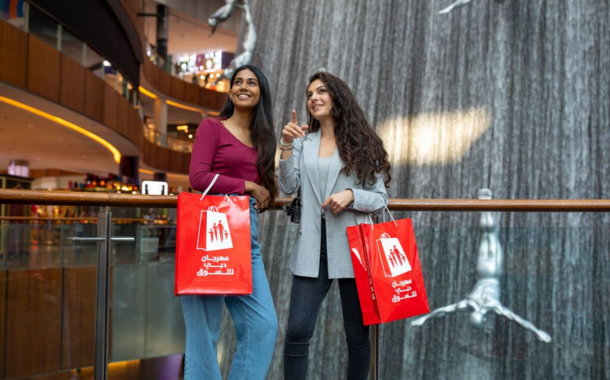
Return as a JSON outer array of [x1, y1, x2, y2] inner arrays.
[[154, 98, 167, 147], [119, 156, 139, 183]]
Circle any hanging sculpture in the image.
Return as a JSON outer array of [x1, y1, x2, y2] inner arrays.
[[439, 0, 475, 14], [411, 189, 552, 343], [207, 0, 239, 36], [207, 0, 257, 85], [439, 0, 505, 14]]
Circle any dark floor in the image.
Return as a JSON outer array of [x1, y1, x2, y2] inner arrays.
[[18, 355, 184, 380]]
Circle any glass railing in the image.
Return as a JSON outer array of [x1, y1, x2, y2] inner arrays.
[[145, 43, 230, 93], [0, 190, 608, 380], [2, 5, 202, 156], [143, 127, 194, 153]]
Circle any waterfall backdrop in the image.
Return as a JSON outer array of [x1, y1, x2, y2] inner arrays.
[[214, 1, 610, 379]]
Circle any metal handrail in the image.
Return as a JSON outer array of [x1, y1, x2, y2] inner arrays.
[[1, 189, 610, 212]]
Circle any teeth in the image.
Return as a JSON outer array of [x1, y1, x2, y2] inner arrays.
[[238, 94, 250, 99]]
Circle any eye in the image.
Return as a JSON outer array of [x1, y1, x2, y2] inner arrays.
[[234, 79, 242, 85], [248, 80, 258, 86], [306, 93, 312, 99]]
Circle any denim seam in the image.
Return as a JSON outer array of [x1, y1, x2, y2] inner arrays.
[[236, 299, 249, 380]]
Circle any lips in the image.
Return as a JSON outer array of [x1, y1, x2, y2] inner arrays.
[[237, 93, 251, 100], [312, 104, 323, 112]]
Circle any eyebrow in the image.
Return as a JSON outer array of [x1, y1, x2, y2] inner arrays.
[[235, 77, 258, 83]]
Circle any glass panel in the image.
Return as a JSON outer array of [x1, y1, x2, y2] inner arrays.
[[85, 46, 104, 76], [27, 5, 58, 48], [60, 27, 85, 64], [110, 263, 147, 361], [108, 207, 184, 361], [0, 205, 102, 378]]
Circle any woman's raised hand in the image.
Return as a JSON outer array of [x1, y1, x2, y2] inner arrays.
[[281, 110, 308, 144]]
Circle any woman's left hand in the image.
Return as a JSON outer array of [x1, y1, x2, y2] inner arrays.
[[322, 190, 354, 214]]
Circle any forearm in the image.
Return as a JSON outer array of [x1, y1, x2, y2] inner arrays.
[[278, 157, 299, 194], [190, 170, 246, 195]]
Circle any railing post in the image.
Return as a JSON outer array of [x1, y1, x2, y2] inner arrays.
[[370, 214, 379, 380], [370, 324, 379, 380], [95, 209, 112, 380]]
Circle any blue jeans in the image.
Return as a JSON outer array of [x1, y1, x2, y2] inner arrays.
[[181, 197, 278, 380]]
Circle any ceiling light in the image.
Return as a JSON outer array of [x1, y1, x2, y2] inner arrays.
[[139, 86, 158, 99], [167, 100, 202, 113], [0, 96, 122, 164]]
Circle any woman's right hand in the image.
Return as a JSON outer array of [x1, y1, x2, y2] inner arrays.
[[245, 181, 270, 210], [281, 110, 308, 144]]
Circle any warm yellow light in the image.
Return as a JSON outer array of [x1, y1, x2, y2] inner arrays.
[[0, 96, 122, 164], [167, 100, 203, 113], [139, 168, 154, 175], [139, 86, 158, 99], [167, 173, 188, 179], [377, 108, 492, 165], [177, 125, 189, 131]]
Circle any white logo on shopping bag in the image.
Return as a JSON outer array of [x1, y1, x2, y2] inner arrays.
[[377, 233, 411, 277], [196, 206, 233, 251]]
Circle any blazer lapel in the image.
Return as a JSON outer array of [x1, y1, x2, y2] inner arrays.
[[303, 132, 323, 205], [324, 149, 342, 200]]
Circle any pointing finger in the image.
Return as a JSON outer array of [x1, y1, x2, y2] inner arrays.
[[291, 110, 298, 124]]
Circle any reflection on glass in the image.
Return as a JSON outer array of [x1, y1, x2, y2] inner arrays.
[[59, 26, 84, 64], [27, 5, 58, 48]]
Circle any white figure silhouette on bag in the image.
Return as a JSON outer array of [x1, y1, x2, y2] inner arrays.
[[377, 233, 412, 277], [197, 206, 233, 251]]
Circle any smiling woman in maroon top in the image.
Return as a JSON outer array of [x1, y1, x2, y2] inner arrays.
[[183, 65, 278, 380]]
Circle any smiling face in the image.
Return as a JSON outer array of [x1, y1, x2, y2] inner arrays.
[[229, 69, 261, 110], [306, 79, 333, 122]]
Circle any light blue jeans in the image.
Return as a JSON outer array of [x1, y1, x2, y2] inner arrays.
[[181, 197, 278, 380]]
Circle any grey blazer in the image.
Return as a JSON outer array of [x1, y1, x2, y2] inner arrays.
[[278, 131, 388, 279]]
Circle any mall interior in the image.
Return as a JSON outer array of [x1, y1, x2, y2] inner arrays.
[[0, 0, 609, 379]]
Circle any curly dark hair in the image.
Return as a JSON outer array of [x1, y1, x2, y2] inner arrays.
[[219, 65, 278, 211], [306, 72, 391, 188]]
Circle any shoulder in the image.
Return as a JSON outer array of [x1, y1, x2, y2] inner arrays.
[[195, 118, 225, 140], [197, 117, 224, 132]]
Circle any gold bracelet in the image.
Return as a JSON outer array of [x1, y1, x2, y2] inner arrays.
[[280, 146, 293, 151]]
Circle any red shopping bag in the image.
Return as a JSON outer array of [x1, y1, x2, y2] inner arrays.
[[175, 175, 252, 296], [347, 217, 429, 325]]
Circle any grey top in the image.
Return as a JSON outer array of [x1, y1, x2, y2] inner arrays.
[[317, 154, 334, 199], [278, 131, 389, 279]]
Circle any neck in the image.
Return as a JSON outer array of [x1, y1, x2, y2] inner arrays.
[[319, 118, 335, 139], [228, 108, 254, 131]]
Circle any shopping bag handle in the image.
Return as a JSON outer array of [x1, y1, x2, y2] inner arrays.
[[381, 204, 398, 226], [208, 206, 219, 212], [200, 174, 219, 201], [381, 233, 391, 239]]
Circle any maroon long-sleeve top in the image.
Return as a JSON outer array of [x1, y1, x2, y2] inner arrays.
[[189, 118, 259, 194]]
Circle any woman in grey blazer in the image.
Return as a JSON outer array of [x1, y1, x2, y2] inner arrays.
[[278, 72, 392, 380]]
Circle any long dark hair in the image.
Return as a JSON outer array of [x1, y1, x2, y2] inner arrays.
[[306, 72, 391, 187], [219, 65, 278, 210]]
